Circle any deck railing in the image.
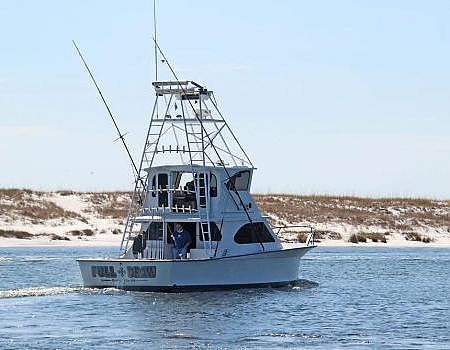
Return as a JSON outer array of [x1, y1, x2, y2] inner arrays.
[[273, 224, 316, 246]]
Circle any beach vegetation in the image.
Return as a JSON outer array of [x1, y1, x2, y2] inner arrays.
[[0, 229, 34, 239], [358, 232, 388, 243], [1, 189, 448, 244], [404, 231, 434, 243], [70, 229, 95, 237], [297, 232, 307, 243]]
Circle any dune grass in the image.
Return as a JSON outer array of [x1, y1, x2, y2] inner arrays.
[[1, 190, 449, 244], [0, 189, 84, 221], [254, 194, 450, 232]]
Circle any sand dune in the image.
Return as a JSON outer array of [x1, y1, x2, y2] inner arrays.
[[1, 189, 449, 247]]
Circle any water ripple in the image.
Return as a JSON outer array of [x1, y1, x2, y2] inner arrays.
[[1, 246, 449, 350]]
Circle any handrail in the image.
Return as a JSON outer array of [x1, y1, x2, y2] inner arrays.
[[306, 231, 315, 246], [273, 224, 316, 246]]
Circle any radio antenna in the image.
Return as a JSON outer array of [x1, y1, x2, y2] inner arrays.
[[153, 0, 158, 80]]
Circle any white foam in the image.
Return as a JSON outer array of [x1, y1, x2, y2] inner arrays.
[[0, 286, 81, 299]]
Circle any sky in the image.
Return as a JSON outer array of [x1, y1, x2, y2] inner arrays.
[[1, 0, 450, 198]]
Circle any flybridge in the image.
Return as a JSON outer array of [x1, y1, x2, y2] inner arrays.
[[152, 80, 212, 100]]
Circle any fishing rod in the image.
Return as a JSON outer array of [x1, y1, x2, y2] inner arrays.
[[72, 40, 146, 191]]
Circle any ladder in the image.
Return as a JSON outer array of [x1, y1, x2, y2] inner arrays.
[[120, 113, 167, 254], [184, 99, 212, 251]]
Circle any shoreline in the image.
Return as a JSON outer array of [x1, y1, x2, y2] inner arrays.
[[1, 237, 449, 249], [2, 190, 449, 250]]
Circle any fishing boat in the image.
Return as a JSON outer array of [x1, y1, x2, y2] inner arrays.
[[76, 45, 316, 292]]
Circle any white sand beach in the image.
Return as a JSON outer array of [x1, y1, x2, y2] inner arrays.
[[1, 190, 449, 248]]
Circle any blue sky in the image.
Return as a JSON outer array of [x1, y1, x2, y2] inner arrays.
[[1, 1, 449, 198]]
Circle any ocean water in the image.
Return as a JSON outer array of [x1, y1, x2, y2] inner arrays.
[[0, 246, 449, 350]]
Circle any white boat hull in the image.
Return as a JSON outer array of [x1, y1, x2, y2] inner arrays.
[[77, 246, 315, 292]]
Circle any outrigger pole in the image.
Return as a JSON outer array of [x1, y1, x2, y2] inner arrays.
[[72, 40, 146, 191]]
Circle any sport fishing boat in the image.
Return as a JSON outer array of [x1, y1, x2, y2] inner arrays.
[[76, 48, 316, 292]]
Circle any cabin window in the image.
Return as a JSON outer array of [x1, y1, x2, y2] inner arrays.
[[172, 172, 182, 190], [151, 174, 169, 204], [226, 170, 250, 191], [145, 222, 163, 240], [234, 222, 275, 244], [210, 173, 217, 197], [199, 222, 222, 241], [158, 173, 168, 207], [151, 175, 156, 197]]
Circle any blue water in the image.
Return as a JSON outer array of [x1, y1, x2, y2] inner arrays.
[[0, 247, 449, 349]]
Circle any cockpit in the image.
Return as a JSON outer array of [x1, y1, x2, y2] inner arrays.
[[146, 168, 218, 212]]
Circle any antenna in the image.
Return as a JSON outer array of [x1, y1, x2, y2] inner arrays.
[[153, 0, 158, 81]]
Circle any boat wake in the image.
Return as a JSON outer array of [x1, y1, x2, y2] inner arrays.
[[0, 286, 129, 299], [0, 286, 83, 299], [274, 279, 319, 292]]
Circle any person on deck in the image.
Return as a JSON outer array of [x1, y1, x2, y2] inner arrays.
[[132, 233, 143, 259], [171, 223, 192, 259]]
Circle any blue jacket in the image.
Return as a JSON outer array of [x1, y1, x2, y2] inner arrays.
[[172, 230, 191, 249]]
